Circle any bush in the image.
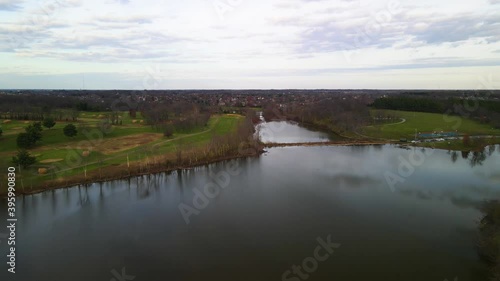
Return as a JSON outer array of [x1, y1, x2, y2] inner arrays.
[[0, 127, 2, 137], [43, 117, 56, 129], [12, 149, 36, 168], [63, 123, 77, 137], [16, 132, 35, 148], [33, 122, 43, 132], [25, 123, 42, 142], [164, 124, 174, 137]]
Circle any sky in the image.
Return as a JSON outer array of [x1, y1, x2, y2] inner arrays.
[[0, 0, 499, 89]]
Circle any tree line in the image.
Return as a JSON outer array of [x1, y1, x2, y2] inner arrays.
[[263, 97, 372, 135]]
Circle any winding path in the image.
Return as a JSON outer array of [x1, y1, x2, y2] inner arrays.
[[385, 118, 406, 126]]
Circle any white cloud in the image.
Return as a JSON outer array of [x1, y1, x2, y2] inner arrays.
[[0, 0, 499, 89]]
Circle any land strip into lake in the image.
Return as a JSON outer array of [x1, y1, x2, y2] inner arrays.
[[263, 140, 391, 148], [0, 113, 259, 196]]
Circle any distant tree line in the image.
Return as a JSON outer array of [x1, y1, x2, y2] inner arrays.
[[372, 96, 444, 113], [140, 101, 212, 134], [265, 98, 372, 135]]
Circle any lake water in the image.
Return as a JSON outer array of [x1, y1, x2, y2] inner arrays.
[[1, 121, 499, 281], [257, 120, 335, 143]]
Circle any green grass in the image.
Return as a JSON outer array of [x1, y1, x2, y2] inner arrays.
[[362, 110, 500, 140], [0, 114, 243, 194]]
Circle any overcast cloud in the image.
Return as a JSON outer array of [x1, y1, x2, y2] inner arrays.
[[0, 0, 499, 89]]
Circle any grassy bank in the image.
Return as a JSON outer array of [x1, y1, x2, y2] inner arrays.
[[362, 110, 500, 140], [359, 110, 500, 151], [0, 113, 256, 195]]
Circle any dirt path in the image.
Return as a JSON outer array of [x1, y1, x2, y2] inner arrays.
[[385, 118, 406, 126]]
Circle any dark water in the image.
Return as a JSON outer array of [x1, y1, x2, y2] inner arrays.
[[1, 122, 499, 281]]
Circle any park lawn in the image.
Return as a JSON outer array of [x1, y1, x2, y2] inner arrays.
[[37, 114, 241, 182], [362, 110, 500, 140], [0, 114, 243, 194]]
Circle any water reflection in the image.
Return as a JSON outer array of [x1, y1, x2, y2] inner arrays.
[[257, 121, 335, 143], [451, 145, 499, 167], [1, 144, 499, 281]]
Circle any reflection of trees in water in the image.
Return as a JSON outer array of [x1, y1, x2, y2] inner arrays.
[[461, 150, 470, 159], [470, 150, 487, 167], [136, 175, 162, 199], [451, 151, 458, 163], [488, 145, 496, 156], [77, 185, 90, 206], [450, 146, 498, 167], [51, 189, 57, 214], [350, 145, 369, 153]]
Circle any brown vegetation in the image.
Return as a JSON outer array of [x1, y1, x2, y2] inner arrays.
[[89, 133, 163, 155]]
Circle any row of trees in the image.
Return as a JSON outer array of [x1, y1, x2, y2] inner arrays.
[[140, 102, 212, 135], [271, 98, 372, 134], [372, 96, 444, 113], [172, 110, 260, 166], [0, 108, 80, 122], [0, 93, 106, 117]]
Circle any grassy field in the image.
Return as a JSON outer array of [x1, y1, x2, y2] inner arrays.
[[361, 110, 500, 140], [0, 112, 243, 194]]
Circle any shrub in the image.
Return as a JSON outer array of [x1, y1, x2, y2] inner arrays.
[[16, 132, 35, 148], [43, 117, 56, 129], [12, 149, 36, 168], [63, 123, 77, 137]]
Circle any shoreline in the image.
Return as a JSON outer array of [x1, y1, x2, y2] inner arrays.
[[5, 119, 498, 197], [6, 150, 264, 198], [267, 118, 498, 152], [5, 141, 498, 198]]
